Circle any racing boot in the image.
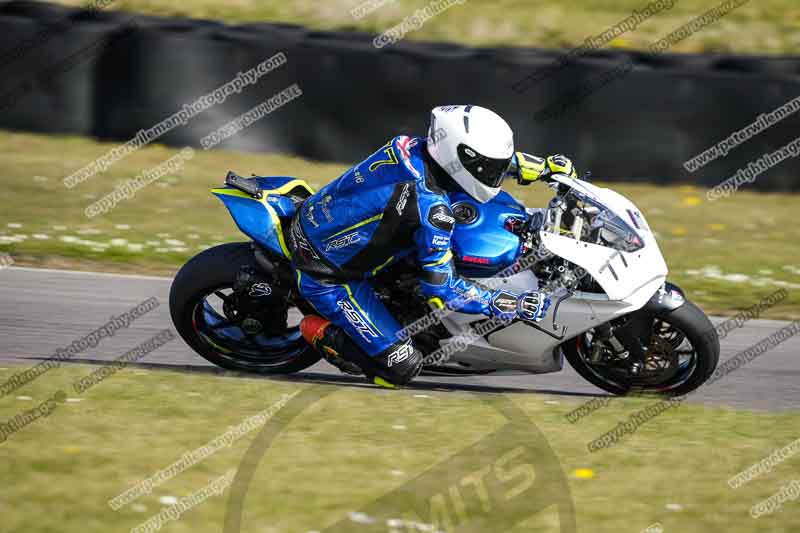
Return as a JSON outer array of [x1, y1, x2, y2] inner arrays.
[[300, 315, 363, 376], [300, 315, 422, 388]]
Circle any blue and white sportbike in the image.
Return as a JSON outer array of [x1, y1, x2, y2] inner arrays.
[[170, 171, 719, 396]]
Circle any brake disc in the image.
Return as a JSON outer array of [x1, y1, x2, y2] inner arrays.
[[636, 335, 681, 385]]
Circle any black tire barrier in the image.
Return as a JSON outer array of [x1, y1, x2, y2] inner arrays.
[[0, 11, 131, 135], [0, 0, 71, 19], [0, 1, 798, 191]]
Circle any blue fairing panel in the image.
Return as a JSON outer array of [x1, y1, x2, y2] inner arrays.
[[448, 190, 525, 277], [211, 176, 314, 258], [252, 176, 314, 218]]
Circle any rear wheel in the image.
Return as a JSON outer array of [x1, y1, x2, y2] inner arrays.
[[562, 300, 719, 396], [169, 242, 321, 374]]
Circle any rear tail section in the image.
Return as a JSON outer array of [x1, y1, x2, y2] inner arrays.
[[212, 172, 314, 259]]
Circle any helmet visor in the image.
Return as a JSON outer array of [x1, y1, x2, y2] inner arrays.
[[457, 143, 512, 189]]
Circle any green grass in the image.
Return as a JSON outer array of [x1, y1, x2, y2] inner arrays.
[[0, 364, 798, 532], [0, 129, 344, 273], [53, 0, 800, 54], [1, 129, 798, 318]]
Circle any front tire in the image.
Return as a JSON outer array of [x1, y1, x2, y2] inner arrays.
[[563, 300, 719, 396], [169, 242, 321, 374]]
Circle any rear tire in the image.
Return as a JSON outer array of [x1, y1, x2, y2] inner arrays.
[[169, 242, 321, 374], [563, 300, 719, 396]]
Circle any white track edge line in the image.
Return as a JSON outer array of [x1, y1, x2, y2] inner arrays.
[[7, 266, 172, 281]]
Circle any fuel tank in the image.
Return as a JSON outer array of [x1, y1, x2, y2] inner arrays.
[[448, 190, 526, 278]]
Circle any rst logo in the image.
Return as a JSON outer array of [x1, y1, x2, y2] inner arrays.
[[337, 299, 378, 343], [428, 205, 455, 231], [396, 183, 411, 216], [291, 221, 319, 259], [387, 342, 413, 367], [432, 211, 455, 225], [325, 232, 360, 251], [492, 291, 517, 313]]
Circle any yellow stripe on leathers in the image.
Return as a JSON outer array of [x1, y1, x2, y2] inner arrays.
[[423, 250, 453, 268], [343, 283, 382, 335], [323, 214, 384, 241]]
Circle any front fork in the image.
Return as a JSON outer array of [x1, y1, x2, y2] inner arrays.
[[604, 281, 686, 367]]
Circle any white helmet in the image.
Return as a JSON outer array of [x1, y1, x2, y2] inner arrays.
[[426, 105, 514, 203]]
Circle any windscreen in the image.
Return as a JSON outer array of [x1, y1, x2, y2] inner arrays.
[[550, 185, 645, 253]]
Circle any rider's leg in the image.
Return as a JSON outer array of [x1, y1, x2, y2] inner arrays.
[[296, 270, 423, 386]]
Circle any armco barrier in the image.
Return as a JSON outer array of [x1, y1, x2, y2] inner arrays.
[[0, 1, 798, 190]]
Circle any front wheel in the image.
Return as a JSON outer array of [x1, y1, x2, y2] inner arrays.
[[169, 242, 321, 374], [562, 300, 719, 396]]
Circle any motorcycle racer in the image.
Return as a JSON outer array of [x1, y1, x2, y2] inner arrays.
[[289, 105, 577, 387]]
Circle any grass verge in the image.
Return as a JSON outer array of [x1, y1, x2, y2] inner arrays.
[[0, 364, 798, 532], [51, 0, 800, 54], [1, 129, 799, 318]]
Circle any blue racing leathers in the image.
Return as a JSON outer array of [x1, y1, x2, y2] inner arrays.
[[288, 135, 518, 363]]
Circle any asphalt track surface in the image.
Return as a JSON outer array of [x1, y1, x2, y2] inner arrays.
[[0, 267, 797, 411]]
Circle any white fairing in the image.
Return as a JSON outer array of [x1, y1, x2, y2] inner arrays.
[[540, 176, 667, 301], [435, 176, 669, 374]]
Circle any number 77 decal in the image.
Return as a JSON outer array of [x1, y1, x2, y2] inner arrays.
[[368, 143, 398, 172]]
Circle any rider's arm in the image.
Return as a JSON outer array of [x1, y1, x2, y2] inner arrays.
[[414, 203, 513, 317]]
